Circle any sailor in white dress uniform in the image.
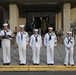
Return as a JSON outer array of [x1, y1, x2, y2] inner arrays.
[[30, 29, 42, 65], [0, 23, 12, 65], [16, 25, 29, 65], [64, 31, 74, 66], [44, 27, 57, 65]]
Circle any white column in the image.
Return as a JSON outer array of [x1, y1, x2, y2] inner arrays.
[[55, 13, 62, 32], [71, 8, 76, 43], [71, 8, 76, 23], [63, 3, 71, 36], [55, 14, 58, 31], [57, 12, 62, 32], [9, 4, 19, 32]]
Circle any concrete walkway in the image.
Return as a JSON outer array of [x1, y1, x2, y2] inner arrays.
[[0, 44, 76, 65]]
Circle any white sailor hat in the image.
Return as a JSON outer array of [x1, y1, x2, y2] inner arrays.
[[67, 31, 72, 34], [20, 25, 25, 28], [3, 23, 8, 26], [48, 27, 53, 30], [34, 29, 38, 31]]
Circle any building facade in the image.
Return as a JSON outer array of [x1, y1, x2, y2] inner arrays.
[[0, 0, 76, 35]]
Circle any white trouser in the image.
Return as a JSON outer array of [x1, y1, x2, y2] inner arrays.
[[32, 47, 40, 64], [64, 47, 74, 65], [46, 46, 54, 64], [2, 42, 10, 63], [18, 45, 26, 64]]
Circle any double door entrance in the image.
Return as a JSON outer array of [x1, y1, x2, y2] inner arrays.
[[26, 11, 55, 34]]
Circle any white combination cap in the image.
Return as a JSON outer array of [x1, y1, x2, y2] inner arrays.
[[67, 31, 72, 34], [3, 23, 8, 26], [20, 25, 25, 28], [48, 27, 53, 30], [34, 29, 38, 31]]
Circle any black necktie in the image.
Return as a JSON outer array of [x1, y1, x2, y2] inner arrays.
[[48, 33, 51, 41], [35, 35, 38, 42], [68, 38, 73, 44], [21, 32, 23, 41], [4, 31, 7, 36]]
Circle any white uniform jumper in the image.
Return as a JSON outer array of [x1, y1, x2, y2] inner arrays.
[[16, 31, 29, 64], [64, 37, 74, 65], [30, 34, 42, 64], [1, 29, 12, 64], [44, 33, 57, 64]]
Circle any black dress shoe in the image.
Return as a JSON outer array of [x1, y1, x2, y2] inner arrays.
[[19, 63, 25, 65], [7, 63, 10, 65], [3, 63, 7, 65], [51, 64, 54, 65], [33, 63, 36, 65], [19, 63, 22, 65], [64, 64, 67, 66], [47, 64, 51, 65], [22, 64, 25, 65], [36, 64, 39, 65], [71, 64, 74, 66], [19, 64, 22, 65]]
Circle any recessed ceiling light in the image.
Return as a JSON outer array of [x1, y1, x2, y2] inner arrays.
[[35, 2, 45, 4], [46, 2, 57, 4], [23, 3, 34, 5]]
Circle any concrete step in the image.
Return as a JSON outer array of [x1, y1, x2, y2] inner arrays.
[[0, 65, 76, 71]]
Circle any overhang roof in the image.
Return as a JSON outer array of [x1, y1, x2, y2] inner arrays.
[[0, 0, 76, 11]]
